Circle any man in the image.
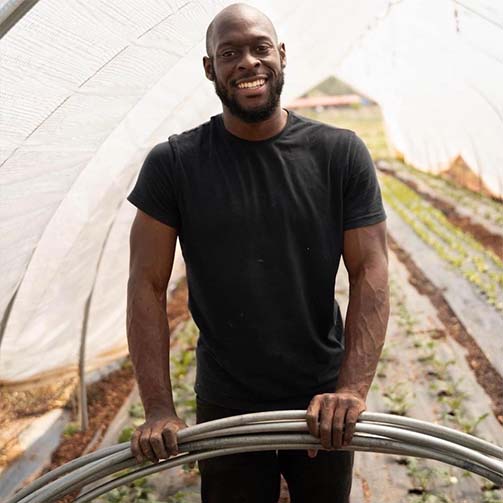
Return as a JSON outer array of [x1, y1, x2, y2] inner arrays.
[[126, 3, 389, 502]]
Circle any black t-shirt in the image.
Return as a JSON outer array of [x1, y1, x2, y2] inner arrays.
[[127, 110, 386, 411]]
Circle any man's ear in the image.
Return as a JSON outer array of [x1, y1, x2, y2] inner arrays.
[[203, 56, 215, 81], [279, 42, 287, 69]]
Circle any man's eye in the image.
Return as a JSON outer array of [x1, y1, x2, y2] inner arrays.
[[222, 50, 236, 58], [256, 45, 270, 52]]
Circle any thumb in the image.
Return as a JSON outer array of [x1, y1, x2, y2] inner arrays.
[[307, 449, 318, 458]]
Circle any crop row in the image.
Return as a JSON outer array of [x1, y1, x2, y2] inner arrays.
[[380, 174, 503, 311], [389, 162, 503, 228]]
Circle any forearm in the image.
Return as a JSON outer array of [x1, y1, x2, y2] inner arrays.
[[335, 261, 389, 398], [127, 277, 176, 417]]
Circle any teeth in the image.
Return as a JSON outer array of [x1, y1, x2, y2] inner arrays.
[[237, 79, 265, 89]]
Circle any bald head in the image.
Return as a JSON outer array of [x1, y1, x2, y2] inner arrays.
[[206, 3, 278, 56]]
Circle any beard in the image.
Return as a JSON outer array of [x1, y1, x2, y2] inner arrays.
[[213, 68, 285, 123]]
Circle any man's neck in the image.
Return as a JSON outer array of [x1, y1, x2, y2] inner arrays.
[[222, 106, 288, 141]]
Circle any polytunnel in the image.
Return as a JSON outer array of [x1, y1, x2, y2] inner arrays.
[[1, 0, 502, 387], [1, 0, 502, 385]]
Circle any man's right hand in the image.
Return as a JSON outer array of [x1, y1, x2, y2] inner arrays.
[[131, 411, 188, 464]]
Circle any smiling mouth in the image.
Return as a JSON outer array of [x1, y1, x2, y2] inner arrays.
[[236, 78, 266, 90]]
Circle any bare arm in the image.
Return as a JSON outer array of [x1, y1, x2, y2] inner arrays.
[[307, 221, 389, 452], [127, 209, 187, 463], [336, 220, 389, 397]]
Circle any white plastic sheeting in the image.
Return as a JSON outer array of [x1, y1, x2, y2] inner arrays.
[[335, 1, 503, 196], [0, 0, 502, 383]]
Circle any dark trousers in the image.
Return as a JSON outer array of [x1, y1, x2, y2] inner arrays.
[[196, 396, 354, 503]]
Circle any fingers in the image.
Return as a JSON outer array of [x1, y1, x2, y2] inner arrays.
[[131, 429, 144, 464], [150, 426, 169, 461], [306, 395, 321, 438], [343, 408, 360, 447], [331, 405, 346, 449], [139, 428, 157, 463], [131, 419, 186, 465], [320, 394, 336, 449], [162, 427, 179, 457], [306, 396, 322, 458], [306, 392, 366, 453]]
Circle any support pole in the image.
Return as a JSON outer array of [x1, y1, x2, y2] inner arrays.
[[77, 296, 92, 432]]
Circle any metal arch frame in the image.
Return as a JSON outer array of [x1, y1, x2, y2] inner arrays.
[[7, 411, 503, 503], [0, 0, 40, 39]]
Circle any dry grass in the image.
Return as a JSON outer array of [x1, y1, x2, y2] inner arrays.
[[0, 377, 77, 430]]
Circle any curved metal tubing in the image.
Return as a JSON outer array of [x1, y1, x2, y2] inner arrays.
[[355, 423, 502, 474], [75, 436, 502, 503], [12, 409, 502, 503], [0, 0, 41, 39], [9, 411, 310, 503], [361, 412, 503, 459], [10, 411, 503, 503], [21, 434, 503, 503], [7, 444, 127, 503]]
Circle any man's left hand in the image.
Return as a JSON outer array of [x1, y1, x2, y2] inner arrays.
[[305, 390, 366, 458]]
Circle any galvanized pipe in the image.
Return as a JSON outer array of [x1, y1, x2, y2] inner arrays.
[[9, 411, 310, 503], [172, 417, 503, 460], [15, 422, 503, 503], [361, 412, 503, 458], [10, 411, 503, 503], [20, 450, 133, 503], [6, 444, 126, 503], [355, 423, 502, 473], [21, 434, 503, 503], [12, 409, 501, 503], [75, 436, 502, 503]]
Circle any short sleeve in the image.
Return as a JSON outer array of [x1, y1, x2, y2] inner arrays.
[[343, 133, 386, 230], [127, 141, 180, 229]]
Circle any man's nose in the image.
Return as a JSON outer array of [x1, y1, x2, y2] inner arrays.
[[238, 49, 260, 70]]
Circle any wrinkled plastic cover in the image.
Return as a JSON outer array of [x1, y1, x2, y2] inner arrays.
[[1, 0, 501, 383]]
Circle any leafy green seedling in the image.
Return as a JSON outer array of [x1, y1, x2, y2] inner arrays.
[[100, 476, 163, 503], [129, 402, 145, 419], [457, 412, 489, 435], [63, 422, 80, 437], [167, 491, 192, 503], [383, 382, 413, 416], [118, 426, 135, 443]]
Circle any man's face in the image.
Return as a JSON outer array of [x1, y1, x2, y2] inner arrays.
[[204, 17, 286, 123]]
